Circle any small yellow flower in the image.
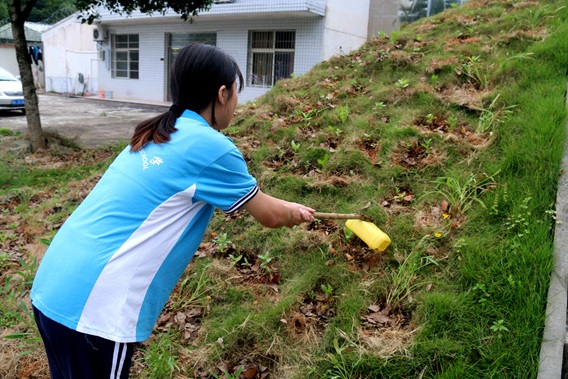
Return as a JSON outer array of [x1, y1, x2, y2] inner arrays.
[[434, 232, 442, 238], [442, 213, 450, 219]]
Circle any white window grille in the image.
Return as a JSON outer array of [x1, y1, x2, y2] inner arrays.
[[248, 31, 295, 88], [112, 34, 139, 79]]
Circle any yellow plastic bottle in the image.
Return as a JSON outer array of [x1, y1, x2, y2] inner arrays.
[[345, 219, 391, 252]]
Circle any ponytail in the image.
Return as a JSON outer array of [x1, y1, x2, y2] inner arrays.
[[129, 106, 181, 152]]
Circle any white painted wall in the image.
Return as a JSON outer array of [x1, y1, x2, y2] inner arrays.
[[322, 0, 371, 60], [0, 45, 19, 76], [97, 15, 324, 104], [42, 16, 99, 95]]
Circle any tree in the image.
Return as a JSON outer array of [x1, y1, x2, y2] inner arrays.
[[7, 0, 213, 152]]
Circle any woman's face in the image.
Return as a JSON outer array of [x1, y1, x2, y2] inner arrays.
[[215, 81, 238, 131]]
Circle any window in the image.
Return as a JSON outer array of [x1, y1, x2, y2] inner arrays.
[[168, 33, 217, 66], [166, 33, 217, 101], [112, 34, 139, 79], [248, 31, 295, 88]]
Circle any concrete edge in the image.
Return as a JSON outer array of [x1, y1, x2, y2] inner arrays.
[[538, 82, 568, 378]]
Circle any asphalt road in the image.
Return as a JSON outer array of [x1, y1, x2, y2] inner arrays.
[[0, 93, 168, 147]]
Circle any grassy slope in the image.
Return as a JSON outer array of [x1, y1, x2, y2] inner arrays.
[[209, 0, 568, 377], [1, 0, 568, 378]]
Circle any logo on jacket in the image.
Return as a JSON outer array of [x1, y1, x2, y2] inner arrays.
[[139, 149, 164, 170]]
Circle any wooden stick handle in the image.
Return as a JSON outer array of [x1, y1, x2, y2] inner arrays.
[[313, 212, 365, 220]]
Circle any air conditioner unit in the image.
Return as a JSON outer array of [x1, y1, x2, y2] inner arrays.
[[93, 25, 107, 42]]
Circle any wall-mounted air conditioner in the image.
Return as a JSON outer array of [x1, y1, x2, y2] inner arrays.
[[93, 25, 107, 42]]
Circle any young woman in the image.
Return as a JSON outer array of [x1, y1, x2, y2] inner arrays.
[[30, 43, 315, 379]]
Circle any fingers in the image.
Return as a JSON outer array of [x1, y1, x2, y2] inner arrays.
[[287, 203, 315, 227]]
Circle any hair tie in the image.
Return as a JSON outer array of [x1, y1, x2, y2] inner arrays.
[[169, 104, 184, 117]]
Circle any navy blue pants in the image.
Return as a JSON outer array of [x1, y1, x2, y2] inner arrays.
[[33, 305, 134, 379]]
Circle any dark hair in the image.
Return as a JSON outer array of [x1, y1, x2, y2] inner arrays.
[[130, 43, 244, 151]]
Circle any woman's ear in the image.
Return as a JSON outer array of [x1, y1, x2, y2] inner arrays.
[[217, 85, 228, 105]]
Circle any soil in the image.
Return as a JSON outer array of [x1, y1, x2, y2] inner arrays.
[[0, 93, 168, 148]]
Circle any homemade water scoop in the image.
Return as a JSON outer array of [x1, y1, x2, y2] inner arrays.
[[313, 212, 391, 252]]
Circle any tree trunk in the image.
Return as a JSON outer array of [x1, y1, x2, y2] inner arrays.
[[8, 0, 46, 151]]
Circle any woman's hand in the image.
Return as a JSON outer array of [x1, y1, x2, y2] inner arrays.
[[243, 190, 315, 228]]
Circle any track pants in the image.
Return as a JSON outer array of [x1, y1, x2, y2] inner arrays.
[[33, 305, 134, 379]]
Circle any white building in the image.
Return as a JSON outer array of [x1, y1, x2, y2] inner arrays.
[[0, 22, 49, 88], [42, 14, 99, 95], [92, 0, 399, 104]]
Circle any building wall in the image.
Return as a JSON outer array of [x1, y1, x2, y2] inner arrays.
[[42, 18, 99, 95], [0, 45, 19, 76], [322, 0, 371, 60], [97, 16, 324, 104], [368, 0, 399, 36]]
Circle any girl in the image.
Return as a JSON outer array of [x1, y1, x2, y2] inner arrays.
[[31, 43, 315, 379]]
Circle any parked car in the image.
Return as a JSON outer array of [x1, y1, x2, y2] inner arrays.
[[0, 66, 25, 114]]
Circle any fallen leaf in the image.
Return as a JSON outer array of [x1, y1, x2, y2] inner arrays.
[[243, 367, 258, 379], [368, 305, 381, 313]]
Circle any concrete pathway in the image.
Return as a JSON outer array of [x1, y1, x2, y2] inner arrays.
[[0, 93, 168, 147]]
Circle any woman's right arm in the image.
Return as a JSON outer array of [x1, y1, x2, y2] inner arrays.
[[242, 190, 315, 228]]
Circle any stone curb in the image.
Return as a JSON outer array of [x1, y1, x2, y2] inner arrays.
[[538, 84, 568, 379]]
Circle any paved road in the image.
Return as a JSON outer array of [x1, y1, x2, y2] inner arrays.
[[0, 93, 168, 147]]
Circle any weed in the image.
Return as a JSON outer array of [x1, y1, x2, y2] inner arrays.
[[258, 251, 274, 273], [15, 257, 38, 291], [425, 172, 498, 216], [472, 283, 491, 307], [0, 252, 10, 268], [10, 187, 35, 212], [343, 226, 354, 242], [422, 138, 433, 154], [291, 140, 301, 152], [328, 125, 343, 137], [386, 239, 436, 307], [373, 101, 386, 110], [429, 74, 439, 87], [172, 265, 212, 310], [460, 56, 489, 89], [0, 277, 34, 328], [335, 105, 350, 124], [296, 108, 319, 126], [514, 4, 565, 30], [228, 254, 242, 267], [321, 338, 361, 379], [213, 233, 232, 253], [477, 94, 515, 133], [490, 319, 509, 338], [137, 327, 180, 377], [209, 367, 245, 379], [447, 116, 458, 131], [504, 196, 531, 238], [395, 78, 410, 89], [321, 284, 334, 297], [317, 153, 330, 169]]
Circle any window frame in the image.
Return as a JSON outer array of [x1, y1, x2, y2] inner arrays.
[[247, 30, 295, 88], [112, 34, 139, 80]]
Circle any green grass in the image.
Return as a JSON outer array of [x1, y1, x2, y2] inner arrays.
[[1, 0, 568, 377]]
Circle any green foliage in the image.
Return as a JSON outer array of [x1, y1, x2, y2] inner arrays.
[[74, 0, 214, 24], [137, 328, 180, 378]]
